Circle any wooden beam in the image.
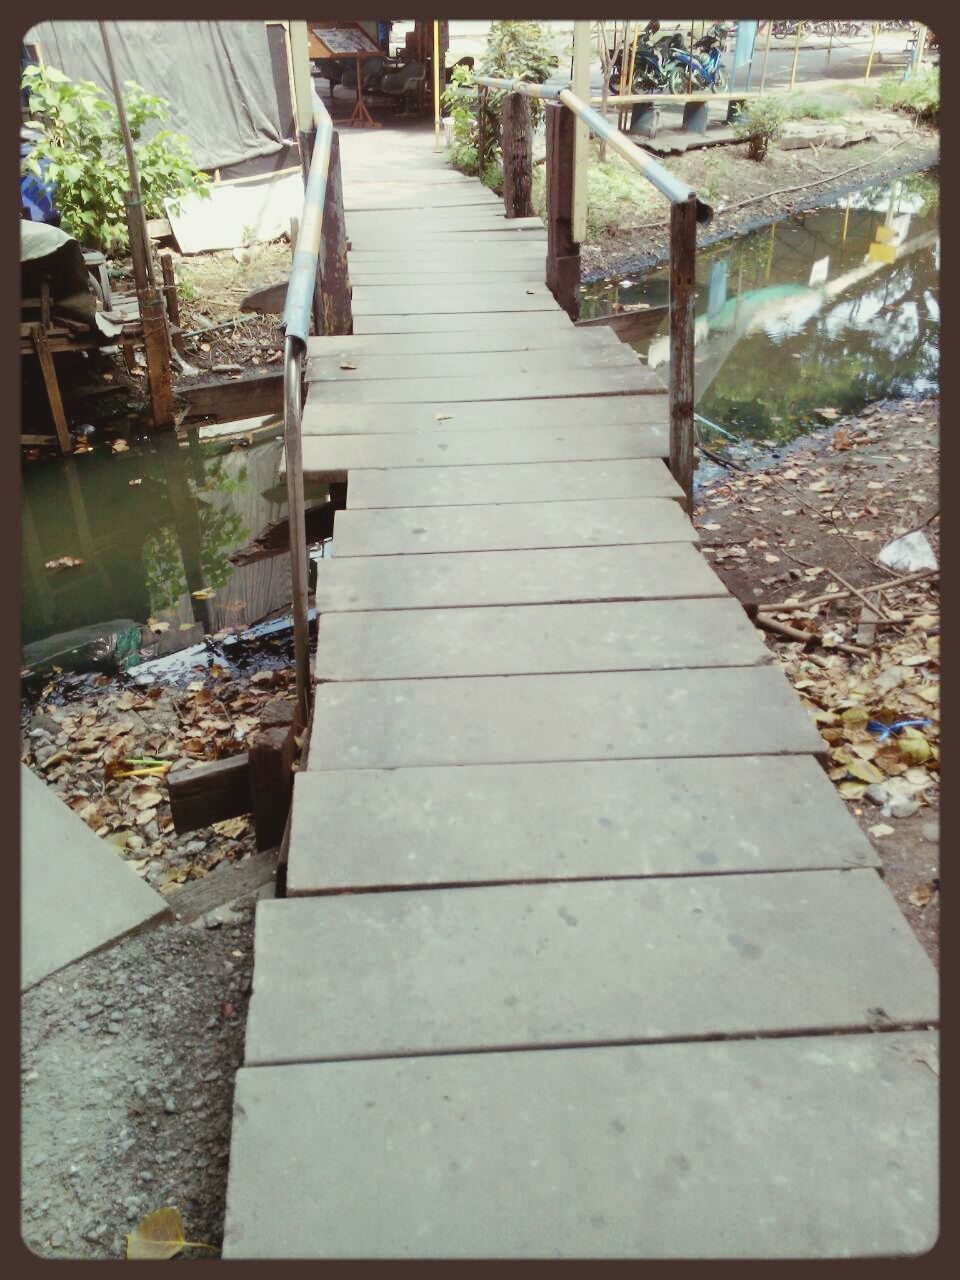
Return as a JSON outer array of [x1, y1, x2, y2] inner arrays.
[[249, 700, 298, 851], [669, 194, 697, 511], [319, 130, 353, 336], [501, 92, 534, 219], [571, 20, 591, 243], [544, 103, 580, 320], [167, 753, 252, 835], [30, 325, 72, 455]]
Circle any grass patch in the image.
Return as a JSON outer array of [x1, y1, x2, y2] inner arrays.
[[782, 94, 845, 121], [875, 67, 939, 121]]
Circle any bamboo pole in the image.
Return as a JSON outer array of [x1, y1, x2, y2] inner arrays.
[[433, 19, 441, 151], [789, 23, 802, 92], [865, 22, 879, 81], [759, 21, 773, 92]]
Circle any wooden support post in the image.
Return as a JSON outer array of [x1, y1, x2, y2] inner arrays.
[[478, 87, 491, 175], [669, 194, 697, 511], [159, 250, 187, 357], [500, 92, 533, 219], [571, 20, 591, 244], [544, 103, 580, 320], [248, 698, 298, 851], [30, 325, 72, 455], [125, 194, 174, 429], [318, 130, 353, 335]]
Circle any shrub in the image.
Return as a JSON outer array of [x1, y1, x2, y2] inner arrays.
[[21, 63, 210, 254], [442, 21, 558, 178], [731, 94, 788, 162], [875, 67, 939, 122]]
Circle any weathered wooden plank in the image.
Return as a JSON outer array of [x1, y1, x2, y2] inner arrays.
[[224, 1033, 939, 1258], [347, 247, 547, 265], [332, 496, 690, 557], [308, 345, 639, 384], [314, 542, 718, 613], [299, 423, 669, 479], [246, 871, 935, 1065], [287, 755, 877, 893], [315, 598, 767, 683], [305, 325, 624, 361], [307, 666, 826, 770], [345, 458, 680, 507], [344, 189, 505, 211], [352, 310, 564, 334], [310, 367, 662, 404], [352, 290, 557, 317], [348, 269, 544, 286]]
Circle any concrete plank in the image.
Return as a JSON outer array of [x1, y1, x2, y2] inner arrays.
[[287, 755, 878, 894], [331, 497, 691, 557], [314, 598, 768, 682], [307, 667, 826, 770], [20, 766, 170, 990], [305, 326, 624, 361], [223, 1032, 938, 1257], [314, 543, 721, 613], [245, 871, 937, 1065], [345, 459, 680, 507], [302, 392, 664, 435], [308, 345, 639, 383], [299, 424, 669, 479]]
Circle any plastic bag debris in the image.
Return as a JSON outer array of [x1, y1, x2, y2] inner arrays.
[[876, 530, 938, 574]]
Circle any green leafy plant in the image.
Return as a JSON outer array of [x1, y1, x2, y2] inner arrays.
[[875, 67, 939, 122], [731, 95, 789, 162], [443, 21, 558, 179], [21, 63, 210, 253]]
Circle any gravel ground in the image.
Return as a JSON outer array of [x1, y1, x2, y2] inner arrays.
[[21, 903, 257, 1260]]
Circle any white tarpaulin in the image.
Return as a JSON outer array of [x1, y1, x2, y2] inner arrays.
[[166, 172, 304, 254]]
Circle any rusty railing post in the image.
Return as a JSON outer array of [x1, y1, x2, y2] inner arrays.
[[544, 102, 580, 319], [501, 91, 533, 218], [669, 193, 697, 510], [319, 130, 353, 335]]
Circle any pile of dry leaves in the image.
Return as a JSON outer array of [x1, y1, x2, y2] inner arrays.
[[21, 663, 297, 892], [694, 395, 940, 946]]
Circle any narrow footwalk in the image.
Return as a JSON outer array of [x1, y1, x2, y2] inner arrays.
[[222, 124, 937, 1259]]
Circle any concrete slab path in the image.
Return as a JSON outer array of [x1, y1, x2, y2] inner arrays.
[[223, 118, 938, 1258]]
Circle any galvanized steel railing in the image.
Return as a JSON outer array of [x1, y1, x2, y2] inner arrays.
[[283, 92, 334, 723], [473, 77, 712, 509]]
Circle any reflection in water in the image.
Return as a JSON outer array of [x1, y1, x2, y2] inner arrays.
[[21, 433, 328, 664], [581, 171, 939, 444]]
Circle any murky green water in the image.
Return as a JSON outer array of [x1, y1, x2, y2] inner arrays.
[[21, 433, 329, 669], [581, 170, 939, 443]]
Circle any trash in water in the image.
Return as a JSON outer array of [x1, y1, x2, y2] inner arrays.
[[876, 530, 938, 574]]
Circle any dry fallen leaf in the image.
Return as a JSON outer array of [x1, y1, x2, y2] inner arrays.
[[125, 1206, 215, 1260], [111, 439, 130, 453], [44, 556, 84, 571], [212, 816, 248, 838], [129, 785, 163, 811], [191, 588, 216, 600], [908, 883, 935, 908]]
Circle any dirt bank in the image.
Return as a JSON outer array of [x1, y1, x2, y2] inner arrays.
[[693, 396, 940, 963], [580, 130, 939, 279]]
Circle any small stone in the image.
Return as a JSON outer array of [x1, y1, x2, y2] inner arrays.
[[106, 1022, 122, 1035], [139, 1170, 154, 1182], [134, 1083, 148, 1099], [864, 784, 888, 806], [163, 1098, 177, 1114], [23, 1070, 39, 1083], [922, 821, 939, 843], [32, 1153, 47, 1166], [889, 797, 920, 819], [76, 1020, 90, 1031]]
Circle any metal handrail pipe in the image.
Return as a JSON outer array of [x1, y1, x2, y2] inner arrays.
[[284, 93, 334, 343], [557, 88, 712, 222], [473, 75, 712, 224], [282, 89, 333, 720]]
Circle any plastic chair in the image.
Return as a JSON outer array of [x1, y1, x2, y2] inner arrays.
[[379, 61, 425, 111]]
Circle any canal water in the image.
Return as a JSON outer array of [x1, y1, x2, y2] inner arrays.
[[581, 171, 939, 445], [21, 433, 331, 678], [22, 172, 938, 675]]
